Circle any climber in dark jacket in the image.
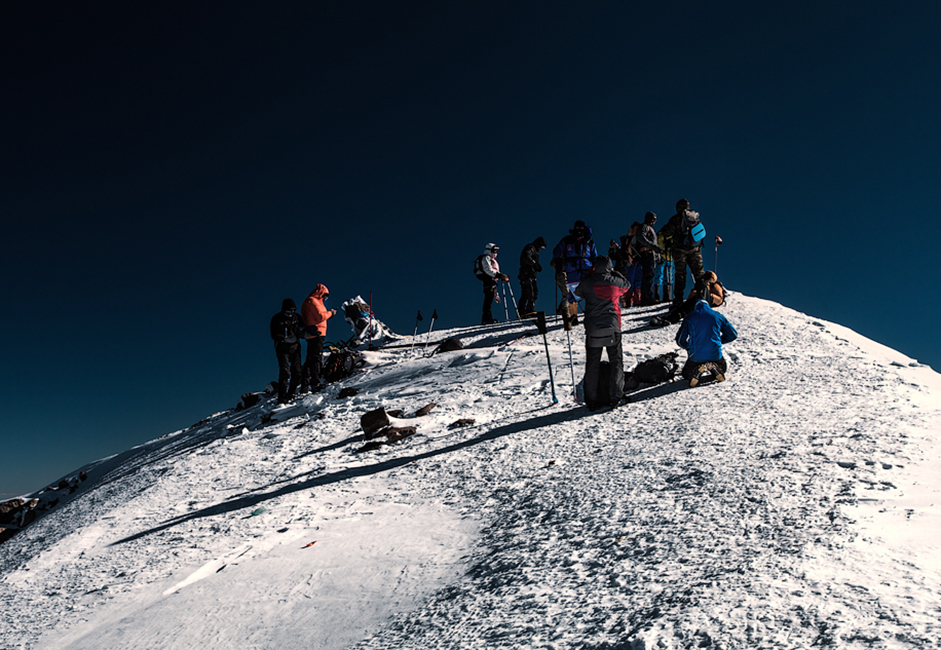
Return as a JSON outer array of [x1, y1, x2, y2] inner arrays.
[[517, 236, 546, 317], [270, 298, 304, 404], [574, 256, 631, 410]]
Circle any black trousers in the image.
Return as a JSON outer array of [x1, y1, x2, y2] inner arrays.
[[584, 332, 624, 406], [482, 277, 497, 323], [275, 341, 302, 403], [518, 275, 538, 316], [303, 336, 325, 389]]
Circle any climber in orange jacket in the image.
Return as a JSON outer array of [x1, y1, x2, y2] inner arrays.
[[301, 284, 336, 392]]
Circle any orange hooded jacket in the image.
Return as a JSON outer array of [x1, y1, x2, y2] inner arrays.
[[302, 284, 333, 338]]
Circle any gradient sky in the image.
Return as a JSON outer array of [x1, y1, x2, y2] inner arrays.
[[3, 0, 939, 498]]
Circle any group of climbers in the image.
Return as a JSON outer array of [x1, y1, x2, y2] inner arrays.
[[269, 198, 734, 408], [475, 198, 737, 408]]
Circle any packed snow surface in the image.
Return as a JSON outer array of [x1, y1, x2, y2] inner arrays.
[[2, 294, 940, 649]]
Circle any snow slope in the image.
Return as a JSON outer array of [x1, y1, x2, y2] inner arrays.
[[2, 293, 939, 650]]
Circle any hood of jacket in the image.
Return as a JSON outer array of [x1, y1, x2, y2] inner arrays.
[[309, 284, 329, 300]]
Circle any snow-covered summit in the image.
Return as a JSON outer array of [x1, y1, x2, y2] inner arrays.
[[2, 294, 940, 649]]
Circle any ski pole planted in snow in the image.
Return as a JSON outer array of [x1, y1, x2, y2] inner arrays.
[[500, 282, 510, 322], [535, 312, 558, 404], [368, 292, 374, 350], [410, 310, 423, 350], [565, 327, 578, 401], [423, 309, 438, 352], [714, 235, 723, 273], [506, 281, 520, 319]]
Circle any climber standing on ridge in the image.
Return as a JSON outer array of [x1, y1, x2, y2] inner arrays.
[[574, 256, 631, 410], [301, 284, 336, 393], [474, 243, 509, 325], [551, 220, 597, 327], [659, 199, 705, 306], [270, 298, 304, 404], [518, 236, 546, 318], [633, 211, 661, 305]]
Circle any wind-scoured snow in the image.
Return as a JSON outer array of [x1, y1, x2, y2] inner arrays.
[[1, 294, 939, 650]]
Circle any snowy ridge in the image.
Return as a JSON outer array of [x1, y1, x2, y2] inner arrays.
[[2, 294, 940, 649]]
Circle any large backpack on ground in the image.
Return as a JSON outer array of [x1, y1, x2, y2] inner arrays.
[[679, 211, 706, 248], [322, 346, 365, 383], [473, 255, 489, 280], [632, 352, 680, 384]]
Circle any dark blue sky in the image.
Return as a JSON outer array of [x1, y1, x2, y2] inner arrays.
[[3, 1, 939, 498]]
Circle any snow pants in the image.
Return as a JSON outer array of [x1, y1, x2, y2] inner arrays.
[[638, 252, 659, 305], [303, 335, 325, 390], [275, 341, 302, 403], [584, 331, 624, 407], [681, 357, 728, 381], [482, 277, 498, 324], [671, 247, 704, 304], [518, 275, 538, 317]]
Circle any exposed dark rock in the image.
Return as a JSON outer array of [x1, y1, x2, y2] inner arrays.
[[0, 498, 26, 525], [449, 418, 476, 428], [337, 387, 360, 399], [433, 337, 464, 355], [414, 403, 437, 417], [361, 407, 391, 438]]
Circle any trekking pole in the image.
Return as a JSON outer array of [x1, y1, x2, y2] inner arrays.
[[535, 312, 559, 404], [714, 235, 723, 273], [423, 309, 438, 353], [500, 282, 510, 322], [409, 310, 423, 351], [368, 292, 374, 350], [564, 327, 578, 401], [506, 281, 520, 319]]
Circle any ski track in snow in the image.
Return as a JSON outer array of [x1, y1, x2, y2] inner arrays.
[[1, 294, 939, 650]]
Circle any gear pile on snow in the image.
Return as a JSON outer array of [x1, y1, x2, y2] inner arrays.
[[341, 296, 400, 346]]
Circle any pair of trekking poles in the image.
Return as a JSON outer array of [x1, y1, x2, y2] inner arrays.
[[497, 279, 520, 322], [409, 309, 438, 356]]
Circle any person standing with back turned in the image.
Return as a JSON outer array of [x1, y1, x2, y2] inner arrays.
[[659, 199, 705, 306], [574, 256, 631, 410]]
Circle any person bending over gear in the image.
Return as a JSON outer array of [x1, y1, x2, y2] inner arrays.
[[301, 284, 336, 392], [477, 243, 509, 324], [574, 256, 631, 410], [551, 220, 598, 326], [270, 298, 304, 404], [659, 199, 705, 306], [650, 270, 725, 327], [517, 236, 546, 317], [676, 299, 738, 386]]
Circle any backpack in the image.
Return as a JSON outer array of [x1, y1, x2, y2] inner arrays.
[[473, 255, 489, 280], [322, 347, 365, 383], [633, 352, 679, 384], [277, 314, 299, 344], [679, 211, 705, 248]]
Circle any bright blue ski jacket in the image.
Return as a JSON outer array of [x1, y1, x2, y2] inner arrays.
[[676, 300, 738, 363]]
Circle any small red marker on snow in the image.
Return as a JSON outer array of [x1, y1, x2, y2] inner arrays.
[[302, 541, 317, 548]]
